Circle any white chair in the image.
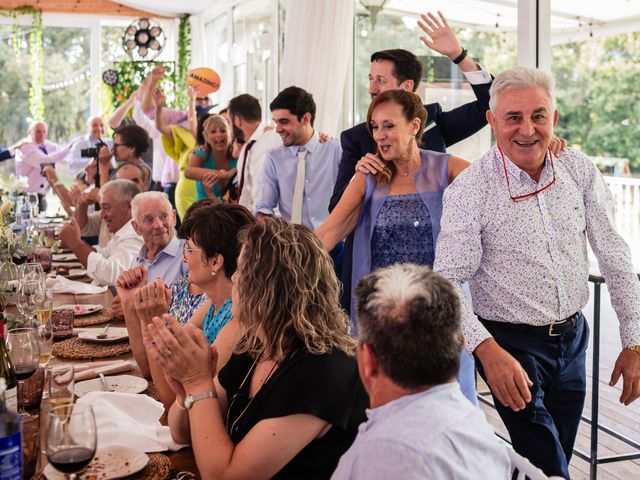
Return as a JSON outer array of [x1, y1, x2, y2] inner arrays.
[[507, 447, 566, 480]]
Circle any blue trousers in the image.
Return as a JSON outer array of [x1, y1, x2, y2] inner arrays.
[[475, 314, 589, 479]]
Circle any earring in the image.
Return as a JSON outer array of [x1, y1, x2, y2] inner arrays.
[[211, 269, 217, 277]]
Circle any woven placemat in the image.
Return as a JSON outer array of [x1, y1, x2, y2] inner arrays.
[[33, 453, 173, 480], [52, 336, 131, 360], [130, 452, 173, 480], [74, 308, 114, 327]]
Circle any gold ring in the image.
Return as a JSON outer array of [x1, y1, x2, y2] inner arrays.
[[161, 349, 172, 358]]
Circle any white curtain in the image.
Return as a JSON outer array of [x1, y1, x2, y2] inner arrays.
[[281, 0, 354, 136], [189, 13, 208, 70]]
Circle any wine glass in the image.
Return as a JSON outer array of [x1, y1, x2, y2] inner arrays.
[[19, 262, 45, 284], [6, 327, 40, 416], [46, 403, 97, 479], [17, 279, 44, 327], [36, 288, 54, 365], [48, 364, 75, 409], [27, 193, 40, 217]]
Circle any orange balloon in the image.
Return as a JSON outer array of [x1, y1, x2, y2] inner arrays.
[[186, 67, 221, 96]]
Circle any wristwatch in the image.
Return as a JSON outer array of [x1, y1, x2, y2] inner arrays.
[[184, 390, 217, 409], [626, 345, 640, 356]]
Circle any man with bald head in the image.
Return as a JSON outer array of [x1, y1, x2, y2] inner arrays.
[[67, 115, 114, 176], [15, 120, 72, 208]]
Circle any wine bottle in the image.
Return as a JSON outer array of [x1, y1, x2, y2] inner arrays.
[[0, 377, 22, 479], [0, 299, 18, 412]]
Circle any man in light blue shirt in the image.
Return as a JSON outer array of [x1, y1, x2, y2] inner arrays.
[[130, 191, 187, 285], [255, 86, 341, 230], [332, 264, 510, 480]]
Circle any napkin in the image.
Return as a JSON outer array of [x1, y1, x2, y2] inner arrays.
[[52, 253, 78, 261], [54, 360, 135, 383], [76, 392, 187, 452], [45, 275, 107, 294]]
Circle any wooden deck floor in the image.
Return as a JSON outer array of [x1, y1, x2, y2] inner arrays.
[[478, 282, 640, 479]]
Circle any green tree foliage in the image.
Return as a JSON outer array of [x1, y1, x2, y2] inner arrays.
[[0, 25, 89, 146], [552, 33, 640, 170]]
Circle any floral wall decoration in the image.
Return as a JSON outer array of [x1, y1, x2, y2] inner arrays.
[[104, 60, 178, 109], [176, 15, 192, 111]]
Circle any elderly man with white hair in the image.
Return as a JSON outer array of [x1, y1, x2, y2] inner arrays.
[[127, 191, 187, 284], [434, 66, 640, 478], [59, 179, 143, 286], [112, 191, 188, 378], [332, 263, 510, 480]]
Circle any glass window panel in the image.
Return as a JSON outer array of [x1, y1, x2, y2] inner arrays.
[[205, 12, 231, 108], [353, 2, 516, 161], [0, 25, 90, 145], [550, 1, 640, 265], [232, 0, 273, 121]]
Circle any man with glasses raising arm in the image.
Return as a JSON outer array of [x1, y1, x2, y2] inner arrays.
[[434, 66, 640, 479]]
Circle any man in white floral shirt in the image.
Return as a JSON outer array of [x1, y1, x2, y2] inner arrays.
[[434, 66, 640, 479]]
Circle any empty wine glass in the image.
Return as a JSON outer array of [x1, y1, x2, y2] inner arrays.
[[27, 193, 40, 217], [46, 403, 97, 479], [17, 279, 44, 327], [6, 327, 40, 416], [18, 262, 45, 284]]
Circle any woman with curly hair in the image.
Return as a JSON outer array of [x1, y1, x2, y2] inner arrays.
[[146, 217, 368, 479]]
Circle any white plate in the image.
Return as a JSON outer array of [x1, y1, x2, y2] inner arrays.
[[66, 268, 87, 279], [55, 304, 103, 316], [44, 445, 149, 480], [78, 327, 128, 344], [52, 253, 77, 261], [74, 375, 148, 397]]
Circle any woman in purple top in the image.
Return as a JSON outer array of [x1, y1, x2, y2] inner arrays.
[[316, 89, 477, 404]]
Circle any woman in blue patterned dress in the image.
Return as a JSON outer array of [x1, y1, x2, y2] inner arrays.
[[177, 203, 256, 344], [316, 89, 477, 404]]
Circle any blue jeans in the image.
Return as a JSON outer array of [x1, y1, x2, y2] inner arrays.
[[475, 314, 589, 479]]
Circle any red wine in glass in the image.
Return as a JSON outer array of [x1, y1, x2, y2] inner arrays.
[[14, 365, 37, 381], [46, 404, 97, 479], [48, 446, 95, 473]]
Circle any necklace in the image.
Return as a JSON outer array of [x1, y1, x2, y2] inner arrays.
[[225, 356, 278, 435]]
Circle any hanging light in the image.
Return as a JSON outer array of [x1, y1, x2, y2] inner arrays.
[[121, 17, 166, 61], [359, 0, 388, 31]]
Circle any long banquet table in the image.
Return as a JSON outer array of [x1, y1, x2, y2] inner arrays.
[[32, 284, 200, 478]]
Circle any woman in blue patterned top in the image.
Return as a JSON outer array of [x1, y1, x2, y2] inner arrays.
[[177, 202, 256, 344], [316, 89, 478, 405], [185, 115, 237, 202], [168, 276, 206, 326]]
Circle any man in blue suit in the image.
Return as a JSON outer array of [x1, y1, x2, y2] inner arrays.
[[330, 12, 493, 313]]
